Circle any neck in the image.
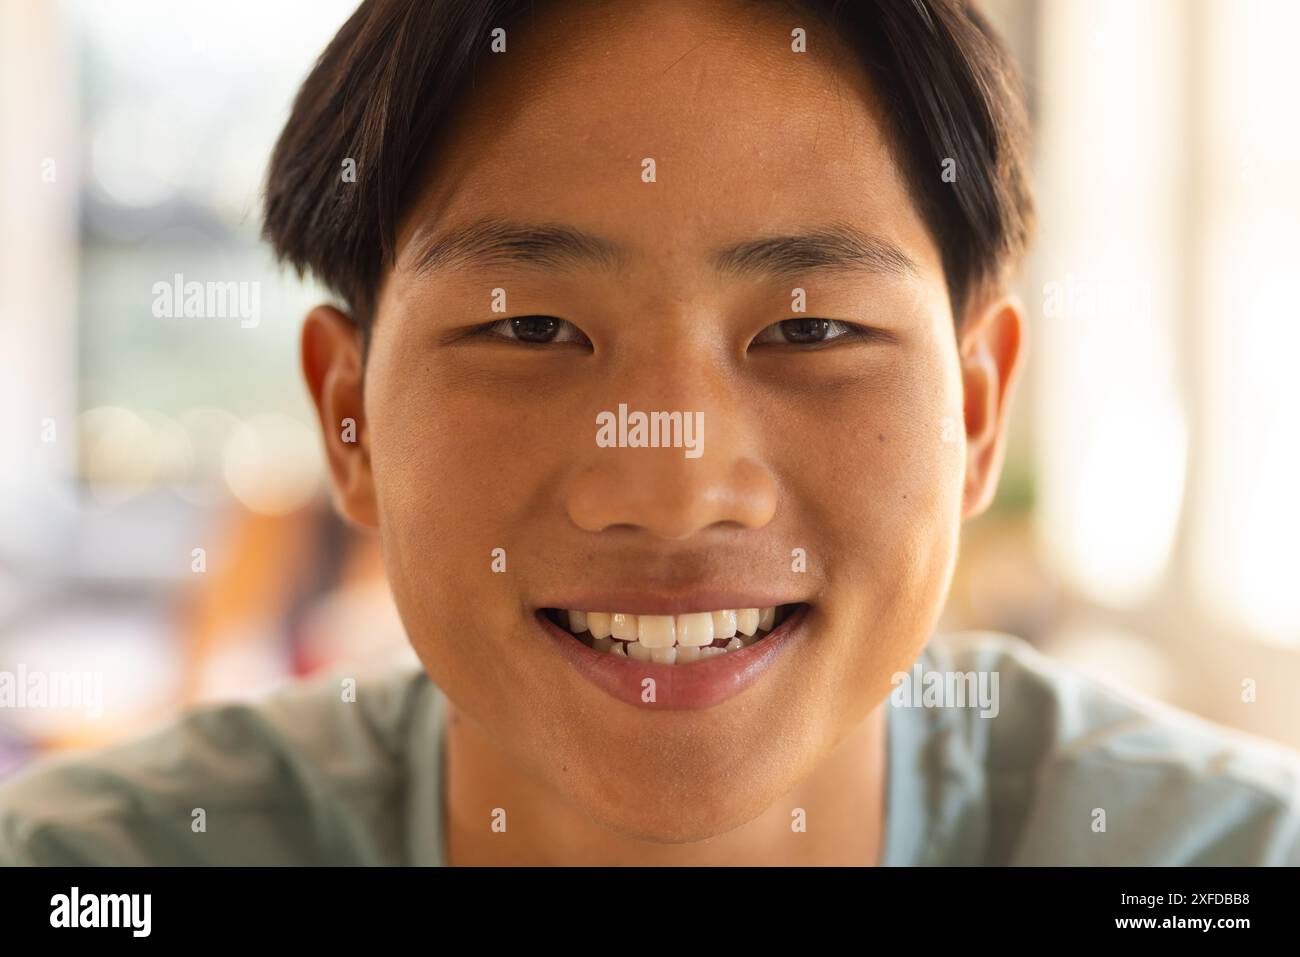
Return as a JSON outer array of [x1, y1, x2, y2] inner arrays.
[[444, 701, 889, 866]]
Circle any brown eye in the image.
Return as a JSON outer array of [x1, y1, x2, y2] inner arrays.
[[751, 318, 863, 347], [511, 315, 560, 342], [779, 318, 831, 343], [474, 315, 589, 345]]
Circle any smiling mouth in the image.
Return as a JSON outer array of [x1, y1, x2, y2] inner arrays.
[[540, 604, 805, 665]]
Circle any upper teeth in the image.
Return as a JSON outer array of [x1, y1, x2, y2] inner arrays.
[[563, 607, 783, 664]]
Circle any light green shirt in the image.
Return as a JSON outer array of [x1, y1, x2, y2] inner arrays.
[[2, 632, 1298, 865]]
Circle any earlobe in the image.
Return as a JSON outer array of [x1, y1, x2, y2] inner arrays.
[[301, 305, 379, 528], [958, 295, 1025, 520]]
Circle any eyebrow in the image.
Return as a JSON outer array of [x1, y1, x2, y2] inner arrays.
[[408, 219, 626, 275], [406, 217, 918, 280], [711, 222, 918, 280]]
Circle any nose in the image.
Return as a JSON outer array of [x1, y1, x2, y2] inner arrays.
[[564, 376, 778, 541]]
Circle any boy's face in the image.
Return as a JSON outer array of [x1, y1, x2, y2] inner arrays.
[[305, 0, 1022, 842]]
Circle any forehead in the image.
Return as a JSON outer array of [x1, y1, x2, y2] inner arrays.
[[395, 0, 943, 284]]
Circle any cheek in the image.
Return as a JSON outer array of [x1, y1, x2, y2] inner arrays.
[[784, 340, 965, 694], [361, 347, 510, 675], [365, 336, 547, 536], [787, 339, 964, 551], [361, 338, 585, 706]]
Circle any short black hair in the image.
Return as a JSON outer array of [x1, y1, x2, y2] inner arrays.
[[263, 0, 1034, 346]]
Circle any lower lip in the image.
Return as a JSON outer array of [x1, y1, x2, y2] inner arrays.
[[535, 605, 809, 711]]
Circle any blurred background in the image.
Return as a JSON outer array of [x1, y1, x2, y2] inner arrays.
[[1, 0, 1297, 778]]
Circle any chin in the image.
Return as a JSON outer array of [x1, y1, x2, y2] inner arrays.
[[584, 791, 768, 846], [550, 730, 800, 846]]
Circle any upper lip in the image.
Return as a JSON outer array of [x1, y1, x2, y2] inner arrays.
[[539, 589, 808, 616]]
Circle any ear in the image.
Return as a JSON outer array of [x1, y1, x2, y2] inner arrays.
[[958, 294, 1026, 521], [301, 305, 378, 528]]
